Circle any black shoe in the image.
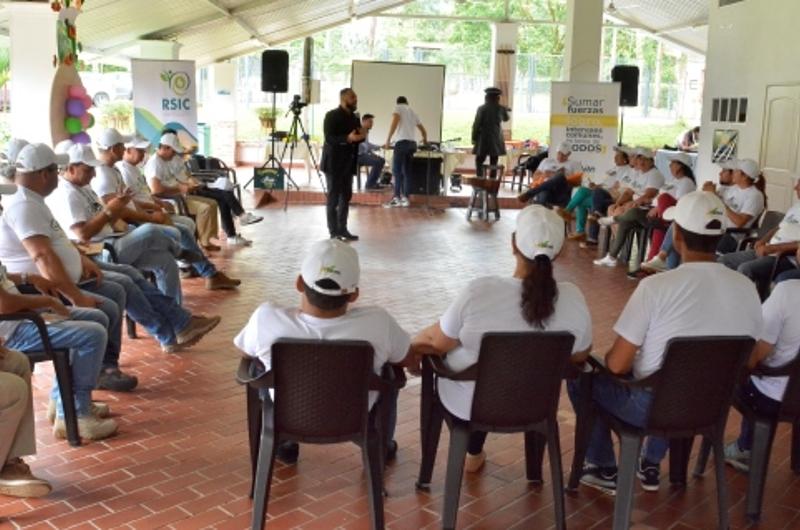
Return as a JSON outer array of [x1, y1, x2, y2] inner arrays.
[[330, 233, 340, 239], [637, 459, 660, 492], [579, 464, 617, 495], [276, 441, 299, 464], [96, 368, 138, 392], [176, 249, 205, 264], [338, 231, 359, 242], [385, 440, 398, 462]]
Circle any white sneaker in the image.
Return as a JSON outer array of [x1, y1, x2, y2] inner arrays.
[[598, 216, 616, 227], [228, 234, 252, 246], [593, 254, 618, 267], [383, 197, 401, 208], [47, 399, 110, 424], [641, 255, 667, 272], [238, 212, 263, 226], [400, 197, 411, 208]]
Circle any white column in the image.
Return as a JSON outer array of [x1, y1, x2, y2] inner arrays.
[[563, 0, 604, 82], [8, 2, 58, 144], [204, 62, 237, 165], [490, 22, 519, 138]]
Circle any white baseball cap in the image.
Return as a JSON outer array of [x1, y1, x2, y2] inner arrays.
[[515, 205, 565, 260], [301, 239, 360, 296], [96, 128, 132, 150], [718, 159, 737, 171], [555, 141, 571, 155], [670, 152, 692, 168], [663, 191, 726, 236], [636, 146, 655, 159], [125, 135, 151, 149], [67, 144, 103, 167], [2, 138, 29, 164], [613, 144, 634, 156], [159, 133, 184, 154], [15, 143, 69, 173], [736, 158, 760, 180], [54, 139, 75, 155], [538, 158, 559, 173]]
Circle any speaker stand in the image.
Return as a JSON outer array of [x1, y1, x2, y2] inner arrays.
[[618, 107, 625, 146], [243, 92, 287, 191]]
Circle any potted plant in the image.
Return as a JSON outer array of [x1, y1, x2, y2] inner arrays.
[[255, 106, 278, 131]]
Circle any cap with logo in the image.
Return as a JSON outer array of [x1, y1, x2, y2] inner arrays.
[[636, 146, 655, 159], [2, 138, 30, 164], [15, 143, 69, 173], [96, 128, 133, 150], [301, 239, 360, 296], [125, 135, 151, 150], [159, 133, 184, 154], [67, 144, 103, 167], [515, 205, 565, 260], [736, 158, 760, 180], [555, 141, 571, 155], [663, 190, 726, 236]]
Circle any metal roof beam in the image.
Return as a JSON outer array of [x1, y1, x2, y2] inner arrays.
[[197, 0, 272, 46], [605, 12, 705, 56]]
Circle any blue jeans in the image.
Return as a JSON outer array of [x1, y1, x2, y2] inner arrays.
[[6, 308, 108, 419], [109, 224, 182, 302], [392, 140, 416, 198], [167, 221, 216, 278], [776, 268, 800, 283], [95, 261, 192, 346], [79, 280, 124, 370], [660, 224, 682, 269], [358, 153, 385, 189], [567, 374, 669, 468]]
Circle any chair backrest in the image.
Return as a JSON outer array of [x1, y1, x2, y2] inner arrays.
[[470, 332, 575, 432], [757, 211, 784, 239], [778, 351, 800, 420], [271, 339, 374, 443], [646, 336, 754, 434]]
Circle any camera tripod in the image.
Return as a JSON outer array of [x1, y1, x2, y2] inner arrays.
[[279, 105, 327, 211]]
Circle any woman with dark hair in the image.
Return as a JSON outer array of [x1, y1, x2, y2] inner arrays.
[[411, 205, 592, 471], [471, 87, 509, 178], [644, 153, 697, 260]]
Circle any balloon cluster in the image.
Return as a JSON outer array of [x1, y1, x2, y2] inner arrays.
[[64, 84, 95, 144]]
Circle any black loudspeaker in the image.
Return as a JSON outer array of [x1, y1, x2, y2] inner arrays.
[[611, 65, 639, 107], [409, 158, 443, 195], [261, 50, 289, 93]]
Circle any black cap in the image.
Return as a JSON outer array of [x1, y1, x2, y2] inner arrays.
[[484, 87, 502, 95]]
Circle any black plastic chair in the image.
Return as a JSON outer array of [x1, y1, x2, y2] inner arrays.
[[236, 339, 404, 530], [693, 352, 800, 523], [0, 312, 80, 446], [415, 332, 576, 530], [186, 156, 242, 201], [568, 336, 755, 530], [725, 210, 784, 253]]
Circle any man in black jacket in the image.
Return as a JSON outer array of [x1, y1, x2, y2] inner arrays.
[[320, 88, 365, 241]]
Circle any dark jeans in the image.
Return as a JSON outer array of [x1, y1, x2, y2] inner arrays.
[[719, 251, 797, 300], [392, 140, 417, 198], [358, 153, 385, 188], [609, 207, 649, 259], [588, 188, 615, 241], [325, 172, 354, 236], [737, 378, 782, 451], [191, 186, 245, 237], [521, 174, 571, 207], [475, 155, 499, 178], [776, 267, 800, 283]]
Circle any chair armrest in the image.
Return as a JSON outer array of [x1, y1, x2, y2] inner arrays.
[[752, 355, 800, 377], [423, 355, 478, 381], [382, 363, 407, 389], [585, 354, 659, 389], [0, 311, 56, 354], [235, 357, 274, 389]]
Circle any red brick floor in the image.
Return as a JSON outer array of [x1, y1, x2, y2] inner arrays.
[[2, 196, 800, 529]]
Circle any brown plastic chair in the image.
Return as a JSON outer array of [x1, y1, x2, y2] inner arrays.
[[694, 351, 800, 523], [236, 339, 405, 530], [0, 312, 80, 446], [415, 332, 576, 530], [568, 336, 755, 530]]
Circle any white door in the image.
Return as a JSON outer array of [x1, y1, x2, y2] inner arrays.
[[761, 85, 800, 212]]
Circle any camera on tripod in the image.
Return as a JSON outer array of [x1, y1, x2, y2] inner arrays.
[[289, 94, 307, 114]]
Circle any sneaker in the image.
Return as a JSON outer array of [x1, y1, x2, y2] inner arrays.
[[400, 197, 411, 208], [179, 267, 200, 279], [276, 441, 299, 465], [171, 315, 221, 351], [580, 239, 598, 249], [239, 212, 264, 226], [568, 232, 586, 241], [383, 197, 401, 208], [464, 451, 486, 473], [637, 459, 661, 492], [593, 254, 618, 267], [337, 231, 359, 242], [0, 459, 52, 498], [205, 271, 241, 290], [579, 464, 617, 495], [228, 234, 252, 247], [47, 399, 110, 424], [53, 415, 119, 441], [598, 216, 616, 227], [641, 255, 668, 272], [723, 441, 751, 473], [96, 368, 138, 392]]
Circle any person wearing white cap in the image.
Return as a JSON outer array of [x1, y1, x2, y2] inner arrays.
[[593, 147, 664, 268], [701, 159, 736, 203], [516, 157, 575, 207], [412, 205, 592, 472], [719, 175, 800, 299], [117, 137, 240, 288], [570, 191, 762, 495], [234, 239, 412, 463], [0, 139, 29, 182], [554, 141, 582, 177]]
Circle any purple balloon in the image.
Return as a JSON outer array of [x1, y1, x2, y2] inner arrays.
[[66, 98, 86, 117], [71, 132, 91, 144]]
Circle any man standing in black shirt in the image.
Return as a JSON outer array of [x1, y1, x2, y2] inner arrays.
[[321, 88, 364, 241]]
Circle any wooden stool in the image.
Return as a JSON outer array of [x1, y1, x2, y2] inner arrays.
[[464, 164, 504, 221]]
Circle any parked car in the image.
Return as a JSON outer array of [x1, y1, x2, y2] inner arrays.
[[80, 71, 133, 105]]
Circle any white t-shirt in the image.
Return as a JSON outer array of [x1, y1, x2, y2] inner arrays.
[[437, 276, 593, 420], [632, 167, 665, 200], [725, 186, 764, 229], [233, 303, 411, 407], [0, 263, 22, 340], [144, 154, 185, 189], [718, 184, 736, 207], [602, 164, 627, 189], [752, 280, 800, 401], [614, 262, 762, 380], [0, 187, 83, 283], [618, 166, 638, 190], [92, 165, 124, 199], [392, 104, 421, 143], [558, 159, 582, 177], [117, 160, 154, 204], [769, 202, 800, 245], [48, 177, 114, 242], [659, 175, 696, 200]]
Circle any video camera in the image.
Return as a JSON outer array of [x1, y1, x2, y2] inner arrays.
[[289, 94, 307, 113]]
